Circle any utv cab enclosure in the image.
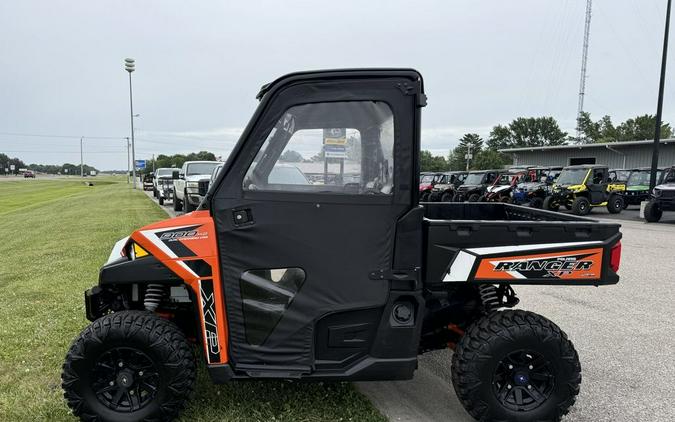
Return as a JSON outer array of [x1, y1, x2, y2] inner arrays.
[[63, 69, 622, 422]]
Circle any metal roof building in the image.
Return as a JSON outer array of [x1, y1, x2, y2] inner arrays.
[[499, 138, 675, 169]]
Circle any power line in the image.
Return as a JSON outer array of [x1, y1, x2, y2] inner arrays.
[[0, 131, 124, 140]]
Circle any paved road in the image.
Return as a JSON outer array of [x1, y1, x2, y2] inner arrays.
[[144, 191, 675, 421]]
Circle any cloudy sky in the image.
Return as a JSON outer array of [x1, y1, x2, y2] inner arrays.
[[0, 0, 672, 170]]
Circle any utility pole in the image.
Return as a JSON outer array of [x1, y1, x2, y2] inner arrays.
[[152, 153, 155, 173], [126, 137, 130, 184], [125, 58, 137, 189], [80, 136, 84, 177], [576, 0, 593, 141], [465, 144, 473, 171], [650, 0, 672, 191]]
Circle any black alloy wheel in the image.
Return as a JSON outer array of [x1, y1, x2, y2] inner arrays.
[[492, 349, 555, 412]]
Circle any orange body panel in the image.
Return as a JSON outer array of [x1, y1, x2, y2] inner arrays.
[[129, 211, 228, 364]]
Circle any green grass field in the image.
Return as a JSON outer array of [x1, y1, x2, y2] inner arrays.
[[0, 178, 384, 421]]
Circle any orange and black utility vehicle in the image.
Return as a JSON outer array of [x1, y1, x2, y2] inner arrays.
[[62, 69, 622, 422]]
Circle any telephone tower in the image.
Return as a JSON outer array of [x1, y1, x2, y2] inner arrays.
[[576, 0, 593, 141]]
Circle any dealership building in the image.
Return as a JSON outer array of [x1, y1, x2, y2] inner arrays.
[[500, 138, 675, 169]]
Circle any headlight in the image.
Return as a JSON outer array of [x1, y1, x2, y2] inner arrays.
[[126, 241, 150, 260], [654, 188, 662, 197]]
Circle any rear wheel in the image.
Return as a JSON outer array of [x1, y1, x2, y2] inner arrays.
[[158, 196, 164, 206], [62, 311, 195, 422], [572, 197, 591, 215], [420, 191, 430, 202], [452, 310, 581, 422], [644, 200, 663, 222], [606, 194, 623, 214], [468, 193, 481, 202], [529, 197, 543, 209], [542, 196, 559, 212]]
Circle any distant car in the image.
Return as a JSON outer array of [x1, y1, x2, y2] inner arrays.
[[153, 168, 174, 198], [142, 173, 154, 191], [199, 163, 309, 197], [23, 170, 35, 178]]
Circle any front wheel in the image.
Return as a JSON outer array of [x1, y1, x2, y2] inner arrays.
[[158, 196, 164, 205], [173, 191, 183, 211], [529, 197, 543, 209], [451, 310, 581, 422], [542, 196, 559, 212], [644, 200, 663, 222], [468, 193, 481, 202], [441, 192, 453, 202], [62, 311, 195, 422], [572, 196, 591, 215], [420, 191, 430, 202], [452, 193, 464, 202]]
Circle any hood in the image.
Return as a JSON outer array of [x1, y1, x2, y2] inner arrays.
[[186, 174, 209, 182], [419, 183, 433, 191], [655, 183, 675, 191], [458, 184, 480, 191], [517, 182, 545, 191], [487, 185, 511, 193]]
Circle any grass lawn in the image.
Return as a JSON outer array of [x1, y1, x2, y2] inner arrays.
[[0, 178, 385, 421]]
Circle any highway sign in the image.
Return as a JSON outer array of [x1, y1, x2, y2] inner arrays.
[[135, 159, 146, 170]]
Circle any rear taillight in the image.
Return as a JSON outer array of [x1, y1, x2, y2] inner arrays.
[[610, 241, 622, 273]]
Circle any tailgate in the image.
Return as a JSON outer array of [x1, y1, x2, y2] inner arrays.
[[423, 203, 622, 286]]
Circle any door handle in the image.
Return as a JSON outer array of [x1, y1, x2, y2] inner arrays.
[[233, 209, 253, 226]]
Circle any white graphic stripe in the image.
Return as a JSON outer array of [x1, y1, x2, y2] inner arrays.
[[139, 226, 199, 278], [466, 241, 601, 256], [443, 251, 477, 282]]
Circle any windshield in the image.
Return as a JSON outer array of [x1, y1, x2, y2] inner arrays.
[[556, 168, 588, 185], [421, 174, 435, 183], [156, 168, 173, 177], [186, 162, 219, 176], [614, 170, 630, 181], [464, 173, 484, 185], [627, 170, 660, 187], [269, 166, 309, 185]]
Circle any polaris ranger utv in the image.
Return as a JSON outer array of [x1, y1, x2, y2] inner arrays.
[[428, 171, 467, 202], [62, 69, 622, 422], [543, 165, 625, 215]]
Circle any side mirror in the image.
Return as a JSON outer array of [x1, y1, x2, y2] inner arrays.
[[172, 170, 179, 179]]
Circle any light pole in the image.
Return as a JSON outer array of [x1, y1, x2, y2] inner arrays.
[[125, 58, 137, 189], [125, 137, 130, 183], [650, 0, 672, 191], [80, 136, 84, 177]]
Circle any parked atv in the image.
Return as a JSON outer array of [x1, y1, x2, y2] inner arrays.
[[512, 166, 562, 208], [62, 69, 623, 422], [452, 169, 499, 202], [543, 165, 625, 215], [419, 172, 444, 201], [644, 166, 675, 222], [428, 171, 467, 202], [480, 170, 529, 203]]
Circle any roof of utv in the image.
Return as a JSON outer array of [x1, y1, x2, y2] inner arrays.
[[564, 164, 607, 170], [256, 68, 424, 100]]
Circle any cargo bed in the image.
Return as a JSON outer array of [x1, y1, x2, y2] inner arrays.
[[422, 202, 622, 286]]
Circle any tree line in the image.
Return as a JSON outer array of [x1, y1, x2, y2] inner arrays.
[[421, 113, 670, 172], [0, 153, 98, 175]]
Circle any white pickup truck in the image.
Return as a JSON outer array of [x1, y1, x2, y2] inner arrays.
[[173, 161, 220, 212]]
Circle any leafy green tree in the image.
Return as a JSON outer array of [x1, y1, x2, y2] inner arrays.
[[472, 149, 508, 170], [279, 150, 303, 162], [577, 112, 672, 143], [420, 150, 448, 172], [487, 117, 567, 149]]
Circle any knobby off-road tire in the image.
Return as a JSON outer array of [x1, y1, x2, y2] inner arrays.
[[572, 196, 591, 215], [468, 193, 481, 202], [158, 196, 164, 206], [606, 194, 623, 214], [644, 200, 663, 222], [451, 310, 581, 422], [452, 193, 464, 202], [529, 197, 544, 209], [441, 192, 454, 202], [62, 311, 196, 422], [420, 191, 430, 202], [542, 196, 559, 212]]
